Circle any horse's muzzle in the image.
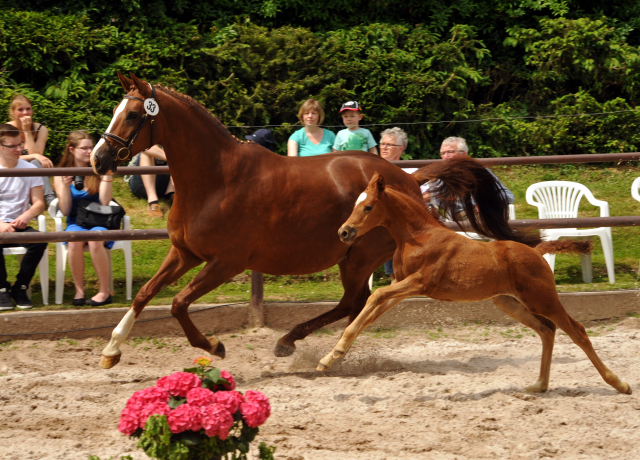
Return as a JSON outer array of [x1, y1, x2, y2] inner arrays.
[[91, 147, 116, 175], [338, 224, 358, 245]]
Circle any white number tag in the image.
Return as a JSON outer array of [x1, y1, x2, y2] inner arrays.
[[144, 98, 159, 116]]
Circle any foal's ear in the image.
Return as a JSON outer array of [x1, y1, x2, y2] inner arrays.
[[130, 73, 152, 99], [118, 71, 133, 92], [376, 174, 386, 192]]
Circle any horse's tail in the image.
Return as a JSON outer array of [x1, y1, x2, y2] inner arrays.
[[412, 157, 542, 246], [535, 240, 593, 255]]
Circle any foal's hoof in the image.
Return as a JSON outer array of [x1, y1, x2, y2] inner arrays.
[[100, 353, 121, 369], [316, 363, 329, 372], [621, 382, 632, 395], [210, 339, 225, 359], [274, 341, 296, 357]]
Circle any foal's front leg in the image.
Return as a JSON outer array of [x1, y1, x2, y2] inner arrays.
[[317, 274, 424, 371]]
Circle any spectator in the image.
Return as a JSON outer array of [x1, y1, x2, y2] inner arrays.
[[379, 127, 430, 279], [287, 99, 335, 157], [127, 145, 173, 218], [332, 101, 378, 155], [429, 136, 514, 220], [246, 128, 275, 151], [6, 94, 56, 206], [53, 130, 114, 306], [0, 123, 47, 310]]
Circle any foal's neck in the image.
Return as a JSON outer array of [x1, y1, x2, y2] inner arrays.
[[382, 188, 438, 240]]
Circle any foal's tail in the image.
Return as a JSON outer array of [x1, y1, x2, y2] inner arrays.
[[535, 240, 593, 255], [412, 157, 542, 246]]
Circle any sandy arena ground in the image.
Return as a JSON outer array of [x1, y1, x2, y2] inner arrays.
[[1, 317, 640, 460]]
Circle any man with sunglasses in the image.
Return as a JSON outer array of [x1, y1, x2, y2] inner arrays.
[[0, 124, 47, 310]]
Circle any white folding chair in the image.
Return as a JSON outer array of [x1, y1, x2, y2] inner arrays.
[[48, 198, 132, 304], [526, 181, 614, 283], [632, 177, 640, 203], [2, 214, 49, 305]]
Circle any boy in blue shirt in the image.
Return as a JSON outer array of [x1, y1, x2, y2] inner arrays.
[[332, 101, 378, 154]]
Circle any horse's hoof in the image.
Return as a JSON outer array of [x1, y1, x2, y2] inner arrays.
[[212, 340, 225, 359], [524, 381, 548, 394], [316, 363, 329, 372], [622, 382, 632, 395], [100, 353, 121, 369], [274, 341, 296, 357]]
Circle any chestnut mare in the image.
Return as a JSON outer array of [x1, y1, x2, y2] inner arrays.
[[92, 72, 532, 369], [319, 173, 631, 395]]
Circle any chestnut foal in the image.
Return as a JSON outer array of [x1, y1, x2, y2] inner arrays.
[[318, 173, 631, 395]]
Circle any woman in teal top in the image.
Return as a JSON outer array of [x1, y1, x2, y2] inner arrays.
[[287, 99, 335, 157]]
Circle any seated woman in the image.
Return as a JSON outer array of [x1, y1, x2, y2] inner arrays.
[[7, 94, 56, 206], [53, 130, 114, 306], [287, 99, 335, 157], [127, 145, 173, 218]]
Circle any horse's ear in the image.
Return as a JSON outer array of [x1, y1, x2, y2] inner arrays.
[[130, 73, 151, 98], [118, 72, 133, 92], [376, 173, 386, 192]]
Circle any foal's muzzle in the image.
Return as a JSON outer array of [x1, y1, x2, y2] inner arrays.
[[338, 225, 358, 244]]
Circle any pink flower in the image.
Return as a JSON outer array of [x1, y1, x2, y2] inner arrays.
[[118, 406, 141, 435], [193, 356, 213, 366], [157, 372, 202, 397], [214, 370, 236, 391], [139, 402, 171, 427], [214, 390, 244, 414], [167, 403, 203, 433], [240, 391, 271, 428], [187, 387, 216, 407], [126, 386, 170, 408], [200, 404, 234, 440]]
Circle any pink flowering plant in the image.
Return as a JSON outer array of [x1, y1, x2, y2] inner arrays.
[[119, 357, 275, 460]]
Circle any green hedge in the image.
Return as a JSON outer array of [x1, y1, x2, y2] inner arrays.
[[1, 7, 639, 162]]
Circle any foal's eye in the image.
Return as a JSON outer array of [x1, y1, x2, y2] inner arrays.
[[126, 112, 138, 120], [364, 205, 373, 212]]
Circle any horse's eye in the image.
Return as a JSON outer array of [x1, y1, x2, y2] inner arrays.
[[364, 205, 373, 212], [126, 112, 138, 120]]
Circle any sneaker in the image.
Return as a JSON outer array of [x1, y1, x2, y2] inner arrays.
[[0, 288, 13, 311], [148, 203, 164, 218], [11, 284, 32, 310]]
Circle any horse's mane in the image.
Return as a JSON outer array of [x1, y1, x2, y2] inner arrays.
[[155, 85, 251, 146]]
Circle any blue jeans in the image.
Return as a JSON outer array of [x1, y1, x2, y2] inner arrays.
[[384, 259, 394, 275]]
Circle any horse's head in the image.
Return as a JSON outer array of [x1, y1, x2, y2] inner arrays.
[[339, 172, 387, 245], [91, 72, 159, 175]]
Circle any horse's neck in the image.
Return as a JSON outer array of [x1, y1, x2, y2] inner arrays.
[[156, 96, 245, 183], [382, 189, 437, 241]]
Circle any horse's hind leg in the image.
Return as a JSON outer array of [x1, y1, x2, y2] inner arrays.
[[275, 227, 394, 357], [100, 246, 201, 368], [519, 289, 631, 394], [492, 295, 557, 393]]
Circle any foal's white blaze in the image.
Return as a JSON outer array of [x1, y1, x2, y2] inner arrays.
[[91, 98, 129, 160], [102, 307, 136, 357], [355, 192, 367, 207]]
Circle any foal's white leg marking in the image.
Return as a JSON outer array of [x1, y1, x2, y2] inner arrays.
[[102, 308, 136, 357], [91, 99, 129, 159]]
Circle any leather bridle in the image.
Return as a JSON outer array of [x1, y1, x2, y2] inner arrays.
[[100, 85, 158, 162]]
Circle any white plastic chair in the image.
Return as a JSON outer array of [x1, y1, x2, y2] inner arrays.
[[2, 214, 49, 305], [48, 198, 132, 304], [526, 181, 614, 284], [632, 177, 640, 203]]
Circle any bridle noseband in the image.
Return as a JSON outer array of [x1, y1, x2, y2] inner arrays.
[[101, 85, 158, 162]]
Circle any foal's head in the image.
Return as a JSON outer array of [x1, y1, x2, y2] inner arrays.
[[339, 172, 388, 245], [91, 72, 157, 174]]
